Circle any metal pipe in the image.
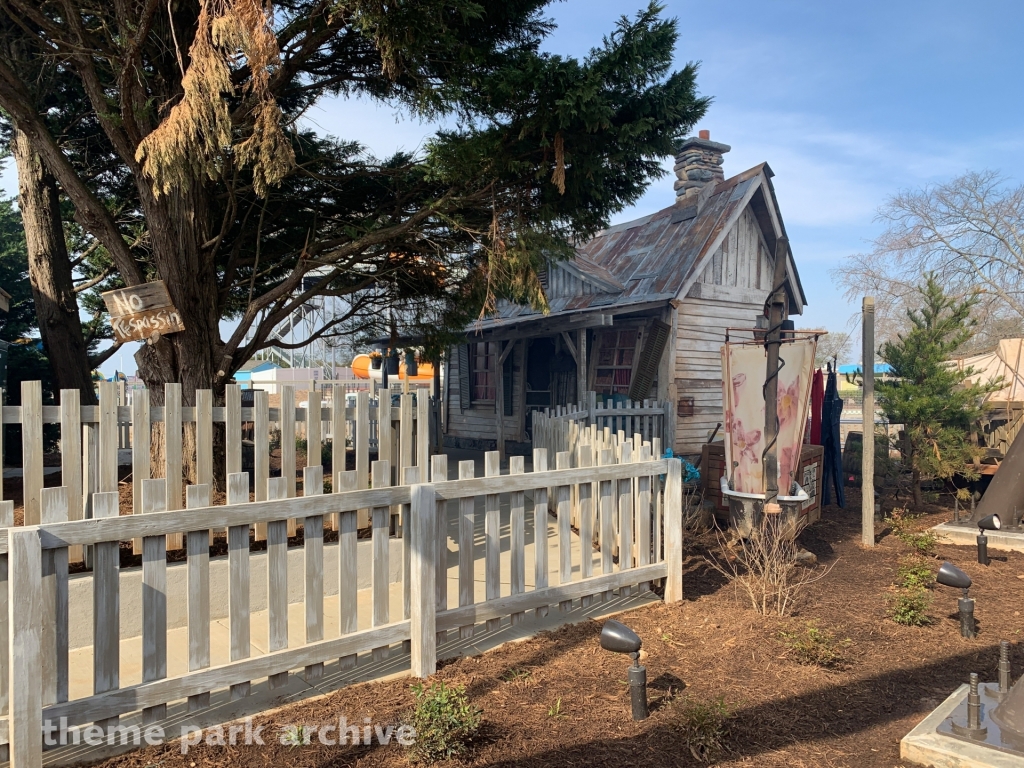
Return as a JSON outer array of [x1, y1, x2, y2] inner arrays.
[[629, 656, 649, 721], [959, 594, 977, 639], [978, 532, 990, 565], [968, 673, 982, 730], [1000, 640, 1012, 694]]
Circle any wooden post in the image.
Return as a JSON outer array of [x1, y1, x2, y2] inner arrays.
[[862, 297, 876, 547], [763, 236, 789, 504], [21, 381, 42, 526], [577, 328, 587, 404], [8, 528, 42, 768], [664, 458, 683, 603], [409, 482, 437, 678]]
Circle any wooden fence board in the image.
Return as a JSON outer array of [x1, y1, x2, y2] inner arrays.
[[141, 479, 167, 724], [21, 381, 43, 526], [303, 465, 324, 682], [370, 461, 391, 662], [458, 460, 475, 639], [227, 472, 250, 700], [266, 477, 289, 689], [335, 470, 358, 670], [185, 484, 211, 712]]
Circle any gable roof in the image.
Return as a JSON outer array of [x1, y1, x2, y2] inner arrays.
[[471, 162, 807, 332]]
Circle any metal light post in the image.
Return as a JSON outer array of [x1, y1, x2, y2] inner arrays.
[[600, 620, 649, 721]]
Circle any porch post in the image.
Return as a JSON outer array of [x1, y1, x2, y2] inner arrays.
[[577, 328, 587, 405]]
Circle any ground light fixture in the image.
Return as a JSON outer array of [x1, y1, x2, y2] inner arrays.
[[600, 620, 649, 720], [976, 514, 1001, 566], [936, 562, 976, 638]]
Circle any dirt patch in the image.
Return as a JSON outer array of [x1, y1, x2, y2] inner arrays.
[[87, 489, 1024, 768]]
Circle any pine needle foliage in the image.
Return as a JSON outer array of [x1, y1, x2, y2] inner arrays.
[[877, 275, 1001, 507], [136, 0, 295, 197]]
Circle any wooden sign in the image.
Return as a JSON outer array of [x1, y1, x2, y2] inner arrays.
[[101, 281, 185, 343]]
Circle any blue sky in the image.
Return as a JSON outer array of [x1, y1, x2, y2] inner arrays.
[[4, 0, 1024, 374]]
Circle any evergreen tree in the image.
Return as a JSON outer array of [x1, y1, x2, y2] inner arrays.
[[877, 275, 999, 507], [0, 0, 710, 399]]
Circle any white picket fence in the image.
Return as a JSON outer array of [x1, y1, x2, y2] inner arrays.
[[0, 442, 682, 767], [3, 381, 431, 557], [532, 392, 671, 463]]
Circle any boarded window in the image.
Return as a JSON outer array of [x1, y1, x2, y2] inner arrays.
[[457, 345, 471, 412], [503, 347, 514, 416], [593, 328, 639, 397], [629, 320, 670, 401], [471, 342, 497, 403]]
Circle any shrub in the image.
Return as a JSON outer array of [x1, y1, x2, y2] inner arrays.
[[897, 556, 934, 590], [706, 513, 833, 616], [888, 585, 932, 626], [779, 621, 851, 669], [886, 508, 938, 555], [670, 696, 731, 763], [405, 681, 482, 764]]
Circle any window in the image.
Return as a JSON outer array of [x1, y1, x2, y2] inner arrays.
[[471, 342, 497, 402], [592, 329, 639, 396]]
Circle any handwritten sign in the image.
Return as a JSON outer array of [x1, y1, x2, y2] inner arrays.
[[101, 281, 185, 343]]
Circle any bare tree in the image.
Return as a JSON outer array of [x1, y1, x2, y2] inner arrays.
[[833, 171, 1024, 352], [803, 330, 850, 368]]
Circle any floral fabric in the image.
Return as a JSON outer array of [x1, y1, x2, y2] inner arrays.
[[721, 339, 817, 494]]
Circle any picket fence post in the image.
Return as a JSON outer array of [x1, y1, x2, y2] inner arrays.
[[409, 481, 437, 678], [8, 527, 42, 768], [664, 458, 684, 603]]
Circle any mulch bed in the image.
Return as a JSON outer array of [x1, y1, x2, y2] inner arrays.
[[79, 489, 1024, 767]]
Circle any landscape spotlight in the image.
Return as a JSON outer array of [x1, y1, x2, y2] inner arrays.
[[600, 620, 648, 720], [936, 562, 976, 638], [976, 514, 1001, 566]]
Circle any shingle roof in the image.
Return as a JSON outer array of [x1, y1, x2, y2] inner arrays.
[[471, 163, 802, 332]]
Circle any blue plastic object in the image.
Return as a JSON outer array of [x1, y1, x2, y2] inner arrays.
[[661, 449, 700, 484]]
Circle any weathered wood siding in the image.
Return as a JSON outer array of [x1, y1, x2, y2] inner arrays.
[[674, 206, 773, 455], [444, 341, 524, 446], [693, 206, 774, 296]]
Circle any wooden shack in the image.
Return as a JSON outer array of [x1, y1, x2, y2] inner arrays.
[[443, 132, 808, 457]]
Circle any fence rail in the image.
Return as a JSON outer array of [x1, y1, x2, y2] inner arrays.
[[0, 440, 681, 767]]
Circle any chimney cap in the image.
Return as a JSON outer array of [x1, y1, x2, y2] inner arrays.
[[698, 129, 710, 140], [676, 135, 731, 154]]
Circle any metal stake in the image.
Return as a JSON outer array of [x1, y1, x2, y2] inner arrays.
[[1000, 640, 1012, 695]]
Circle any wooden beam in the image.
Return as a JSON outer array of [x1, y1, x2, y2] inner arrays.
[[560, 331, 578, 363]]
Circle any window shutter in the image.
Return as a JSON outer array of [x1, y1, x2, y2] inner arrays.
[[503, 346, 514, 416], [629, 320, 670, 401], [458, 344, 471, 412]]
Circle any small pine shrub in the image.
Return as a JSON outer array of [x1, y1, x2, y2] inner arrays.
[[779, 621, 851, 669], [886, 508, 938, 555], [671, 696, 731, 763], [405, 681, 482, 764], [897, 556, 934, 590], [888, 585, 932, 626]]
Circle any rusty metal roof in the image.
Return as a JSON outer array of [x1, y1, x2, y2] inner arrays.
[[471, 163, 801, 333]]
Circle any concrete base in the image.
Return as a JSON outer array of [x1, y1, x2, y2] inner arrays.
[[932, 523, 1024, 554], [901, 684, 1024, 767]]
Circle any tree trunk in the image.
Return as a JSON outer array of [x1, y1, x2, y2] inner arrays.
[[12, 129, 97, 404], [132, 178, 227, 488]]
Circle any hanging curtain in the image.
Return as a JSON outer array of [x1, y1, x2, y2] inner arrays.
[[810, 369, 825, 445], [821, 366, 845, 508]]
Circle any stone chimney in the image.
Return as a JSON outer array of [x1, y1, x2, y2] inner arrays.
[[674, 129, 731, 204]]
